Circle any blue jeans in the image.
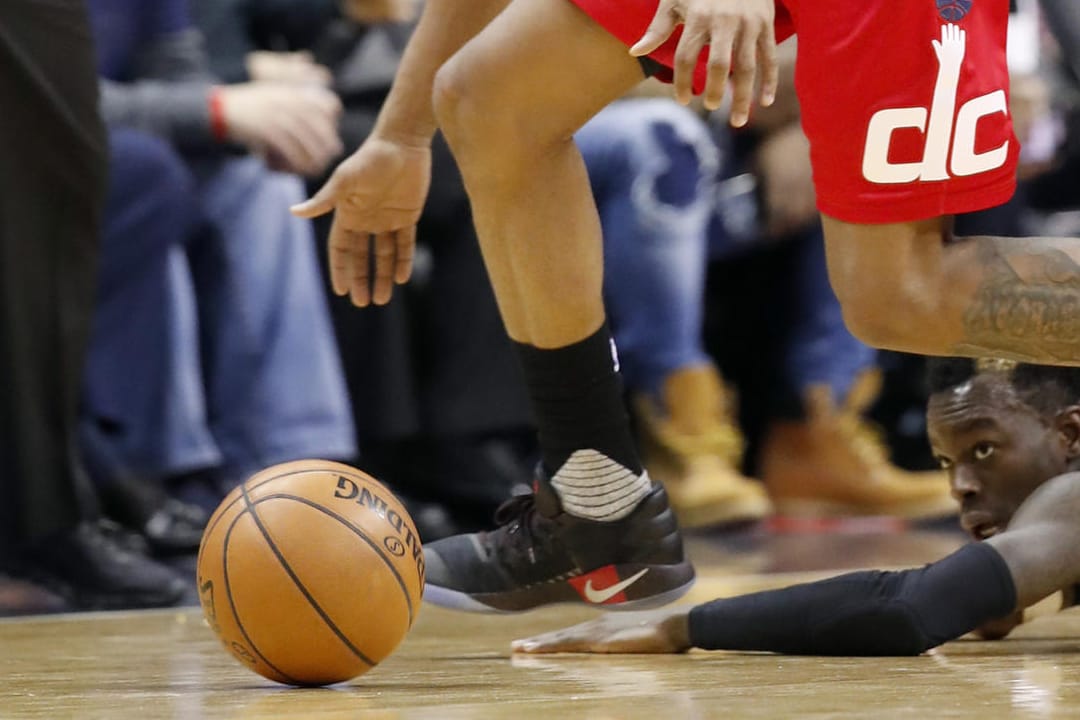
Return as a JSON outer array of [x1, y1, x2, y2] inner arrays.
[[83, 129, 356, 497], [579, 98, 874, 403], [776, 226, 876, 402], [578, 98, 719, 399]]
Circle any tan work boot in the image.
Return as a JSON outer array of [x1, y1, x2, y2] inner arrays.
[[760, 370, 957, 519], [634, 365, 773, 528]]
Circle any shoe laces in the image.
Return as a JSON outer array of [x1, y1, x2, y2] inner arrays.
[[489, 493, 553, 564]]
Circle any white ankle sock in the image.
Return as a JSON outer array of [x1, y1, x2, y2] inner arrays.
[[549, 449, 653, 521]]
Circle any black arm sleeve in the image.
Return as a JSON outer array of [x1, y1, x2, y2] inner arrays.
[[687, 542, 1017, 656]]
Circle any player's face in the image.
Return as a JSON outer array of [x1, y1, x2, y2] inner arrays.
[[926, 375, 1080, 542]]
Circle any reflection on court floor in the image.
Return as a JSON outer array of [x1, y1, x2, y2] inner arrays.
[[5, 526, 1079, 719]]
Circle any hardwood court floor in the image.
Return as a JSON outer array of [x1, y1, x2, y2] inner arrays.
[[4, 526, 1080, 719]]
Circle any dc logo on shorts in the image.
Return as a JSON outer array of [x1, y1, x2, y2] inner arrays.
[[936, 0, 972, 21]]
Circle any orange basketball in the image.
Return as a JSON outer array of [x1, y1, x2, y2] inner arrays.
[[196, 459, 425, 686]]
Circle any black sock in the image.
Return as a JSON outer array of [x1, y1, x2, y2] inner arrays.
[[687, 542, 1017, 655], [514, 323, 642, 478]]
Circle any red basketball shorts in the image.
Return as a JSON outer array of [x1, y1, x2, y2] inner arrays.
[[567, 0, 1019, 223]]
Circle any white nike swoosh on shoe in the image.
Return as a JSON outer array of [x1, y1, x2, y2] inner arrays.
[[582, 568, 649, 604]]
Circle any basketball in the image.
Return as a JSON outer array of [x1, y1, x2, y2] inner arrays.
[[196, 459, 425, 686]]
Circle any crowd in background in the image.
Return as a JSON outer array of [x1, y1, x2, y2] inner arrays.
[[1, 0, 1077, 615]]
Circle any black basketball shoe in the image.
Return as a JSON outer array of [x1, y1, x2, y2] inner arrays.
[[422, 472, 695, 612]]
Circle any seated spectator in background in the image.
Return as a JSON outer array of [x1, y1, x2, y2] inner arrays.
[[514, 358, 1080, 655], [190, 0, 537, 538], [81, 0, 358, 540]]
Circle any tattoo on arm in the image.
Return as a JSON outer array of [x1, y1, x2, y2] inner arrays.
[[958, 238, 1080, 362]]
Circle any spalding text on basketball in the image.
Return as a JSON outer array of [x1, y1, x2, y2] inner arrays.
[[333, 476, 425, 579]]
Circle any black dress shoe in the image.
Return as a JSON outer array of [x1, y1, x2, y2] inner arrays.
[[95, 477, 208, 556], [19, 521, 190, 611], [0, 574, 68, 616], [141, 499, 208, 556]]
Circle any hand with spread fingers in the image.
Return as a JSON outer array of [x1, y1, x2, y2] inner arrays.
[[630, 0, 778, 123], [291, 137, 431, 307], [511, 607, 693, 654]]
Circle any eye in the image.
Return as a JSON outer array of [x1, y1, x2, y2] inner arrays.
[[935, 455, 954, 470], [973, 443, 996, 461]]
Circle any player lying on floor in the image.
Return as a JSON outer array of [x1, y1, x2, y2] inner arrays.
[[513, 357, 1080, 656]]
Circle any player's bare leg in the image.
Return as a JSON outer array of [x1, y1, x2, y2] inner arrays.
[[421, 0, 696, 612], [823, 217, 1080, 365], [433, 0, 643, 346], [296, 0, 775, 612]]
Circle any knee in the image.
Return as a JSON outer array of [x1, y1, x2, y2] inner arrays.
[[829, 261, 939, 352], [832, 277, 890, 349], [107, 128, 195, 203], [832, 277, 907, 350], [432, 57, 564, 169], [647, 121, 715, 209], [432, 57, 489, 154], [641, 101, 720, 190], [103, 129, 197, 256]]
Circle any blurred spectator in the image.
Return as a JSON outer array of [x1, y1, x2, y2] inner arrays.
[[81, 0, 357, 533], [191, 0, 536, 537], [0, 0, 188, 614]]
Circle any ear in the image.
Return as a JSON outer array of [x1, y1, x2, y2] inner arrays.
[[1056, 406, 1080, 459]]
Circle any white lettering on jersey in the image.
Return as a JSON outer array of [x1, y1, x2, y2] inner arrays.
[[862, 24, 1010, 185]]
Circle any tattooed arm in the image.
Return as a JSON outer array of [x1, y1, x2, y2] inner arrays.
[[957, 238, 1080, 362], [820, 215, 1080, 365]]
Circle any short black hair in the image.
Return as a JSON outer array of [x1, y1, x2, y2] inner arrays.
[[927, 357, 1080, 417]]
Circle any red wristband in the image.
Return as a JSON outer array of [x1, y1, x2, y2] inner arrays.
[[209, 87, 228, 142]]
